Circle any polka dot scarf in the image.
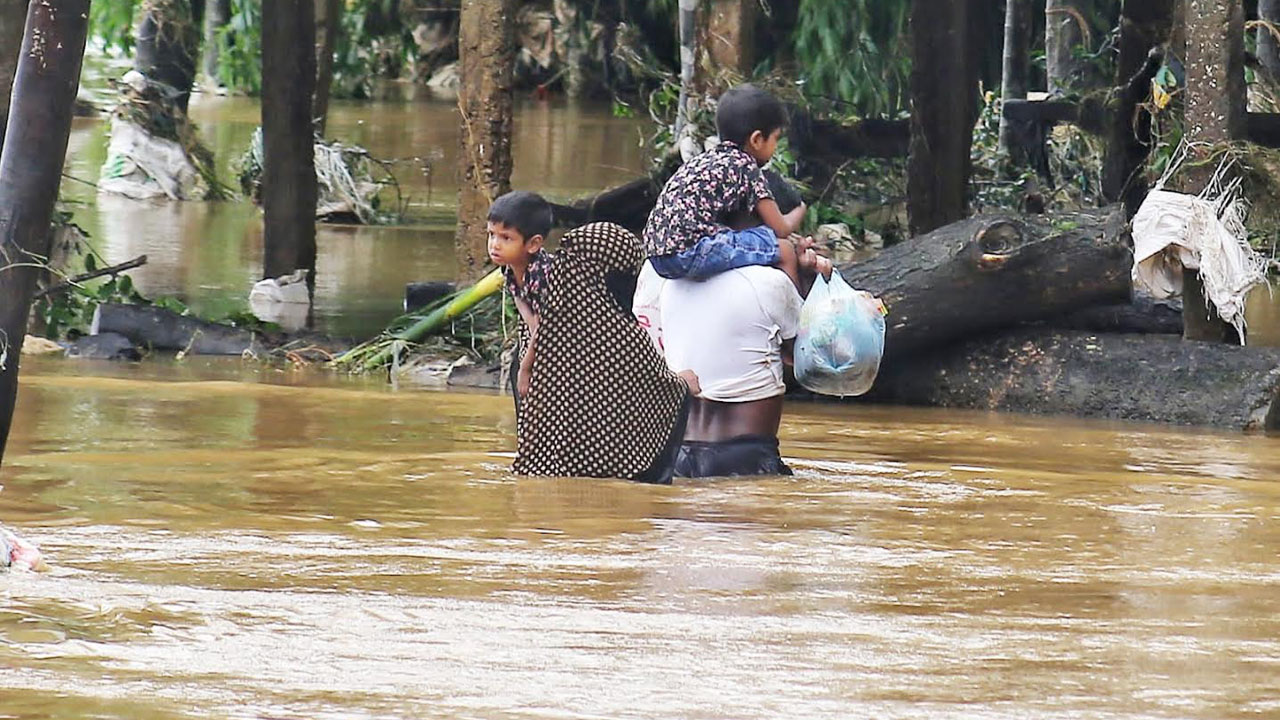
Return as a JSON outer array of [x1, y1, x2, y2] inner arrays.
[[513, 223, 689, 481]]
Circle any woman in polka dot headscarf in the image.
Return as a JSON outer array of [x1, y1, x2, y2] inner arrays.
[[511, 222, 694, 483]]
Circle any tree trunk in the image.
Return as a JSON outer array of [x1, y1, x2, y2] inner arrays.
[[455, 0, 515, 282], [135, 0, 202, 113], [998, 0, 1032, 160], [91, 303, 256, 355], [1180, 0, 1246, 342], [702, 0, 756, 80], [907, 0, 981, 236], [313, 0, 341, 136], [1102, 0, 1176, 214], [0, 0, 90, 466], [674, 0, 699, 138], [0, 0, 29, 146], [868, 328, 1280, 431], [202, 0, 229, 86], [1045, 0, 1087, 94], [839, 207, 1133, 364], [1261, 0, 1280, 78], [261, 0, 317, 286]]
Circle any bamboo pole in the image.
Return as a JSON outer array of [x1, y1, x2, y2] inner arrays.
[[334, 269, 504, 373], [0, 0, 91, 466]]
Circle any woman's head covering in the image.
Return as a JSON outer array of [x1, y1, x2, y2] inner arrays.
[[514, 223, 688, 481]]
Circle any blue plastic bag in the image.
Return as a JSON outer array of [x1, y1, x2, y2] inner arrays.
[[794, 270, 886, 397]]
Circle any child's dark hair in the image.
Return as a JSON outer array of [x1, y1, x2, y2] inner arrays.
[[715, 84, 788, 147], [488, 191, 552, 241]]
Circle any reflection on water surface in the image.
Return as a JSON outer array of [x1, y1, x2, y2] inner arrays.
[[62, 93, 652, 337], [4, 358, 1280, 719]]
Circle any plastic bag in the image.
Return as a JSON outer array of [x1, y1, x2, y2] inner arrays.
[[794, 270, 886, 397]]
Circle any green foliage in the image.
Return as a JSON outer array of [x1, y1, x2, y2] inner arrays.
[[792, 0, 910, 118], [216, 0, 263, 95], [34, 244, 149, 341], [89, 1, 140, 54]]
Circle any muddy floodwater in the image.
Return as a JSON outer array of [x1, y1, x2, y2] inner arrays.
[[4, 357, 1280, 719], [7, 80, 1280, 718], [62, 90, 651, 337]]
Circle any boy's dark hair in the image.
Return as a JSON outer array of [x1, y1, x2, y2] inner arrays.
[[487, 191, 552, 241], [716, 84, 788, 147]]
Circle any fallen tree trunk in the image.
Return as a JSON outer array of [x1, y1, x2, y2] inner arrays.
[[91, 303, 257, 355], [1045, 293, 1182, 335], [868, 328, 1280, 431], [840, 207, 1133, 364], [548, 174, 667, 233]]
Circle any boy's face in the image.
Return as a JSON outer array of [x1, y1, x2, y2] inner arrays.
[[745, 127, 783, 166], [487, 221, 541, 267]]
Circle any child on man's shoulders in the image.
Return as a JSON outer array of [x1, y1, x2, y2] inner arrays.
[[643, 83, 831, 287]]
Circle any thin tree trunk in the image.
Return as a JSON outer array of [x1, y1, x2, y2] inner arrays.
[[907, 0, 980, 236], [136, 0, 202, 113], [1045, 0, 1087, 94], [0, 0, 29, 146], [456, 0, 515, 282], [1180, 0, 1246, 342], [997, 0, 1032, 160], [1259, 0, 1280, 78], [703, 0, 756, 80], [0, 0, 90, 466], [674, 0, 699, 138], [202, 0, 229, 86], [313, 0, 341, 135], [261, 0, 317, 287], [1102, 0, 1176, 213]]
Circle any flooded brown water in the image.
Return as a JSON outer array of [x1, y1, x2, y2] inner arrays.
[[4, 357, 1280, 719], [62, 91, 651, 337], [17, 69, 1280, 718]]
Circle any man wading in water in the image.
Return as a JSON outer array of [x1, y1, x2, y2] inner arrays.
[[635, 172, 827, 478]]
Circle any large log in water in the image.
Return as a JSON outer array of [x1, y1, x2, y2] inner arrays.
[[840, 207, 1133, 364], [869, 329, 1280, 431], [92, 303, 257, 355]]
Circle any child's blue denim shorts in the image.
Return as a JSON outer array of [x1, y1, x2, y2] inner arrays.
[[650, 225, 779, 280]]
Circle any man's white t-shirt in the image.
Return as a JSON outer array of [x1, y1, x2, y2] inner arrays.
[[635, 261, 803, 403]]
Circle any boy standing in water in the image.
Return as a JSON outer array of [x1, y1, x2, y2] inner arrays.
[[486, 191, 553, 398], [644, 83, 827, 288]]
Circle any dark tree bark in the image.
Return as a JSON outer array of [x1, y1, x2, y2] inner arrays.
[[0, 0, 90, 466], [839, 208, 1133, 364], [1102, 0, 1176, 214], [201, 0, 229, 85], [135, 0, 203, 112], [703, 0, 756, 79], [0, 0, 29, 145], [1180, 0, 1246, 342], [261, 0, 317, 285], [1261, 0, 1280, 78], [456, 0, 515, 282], [998, 0, 1033, 159], [869, 328, 1280, 431], [907, 0, 981, 236], [313, 0, 341, 136]]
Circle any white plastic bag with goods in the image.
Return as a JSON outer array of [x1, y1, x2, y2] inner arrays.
[[794, 270, 886, 397]]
